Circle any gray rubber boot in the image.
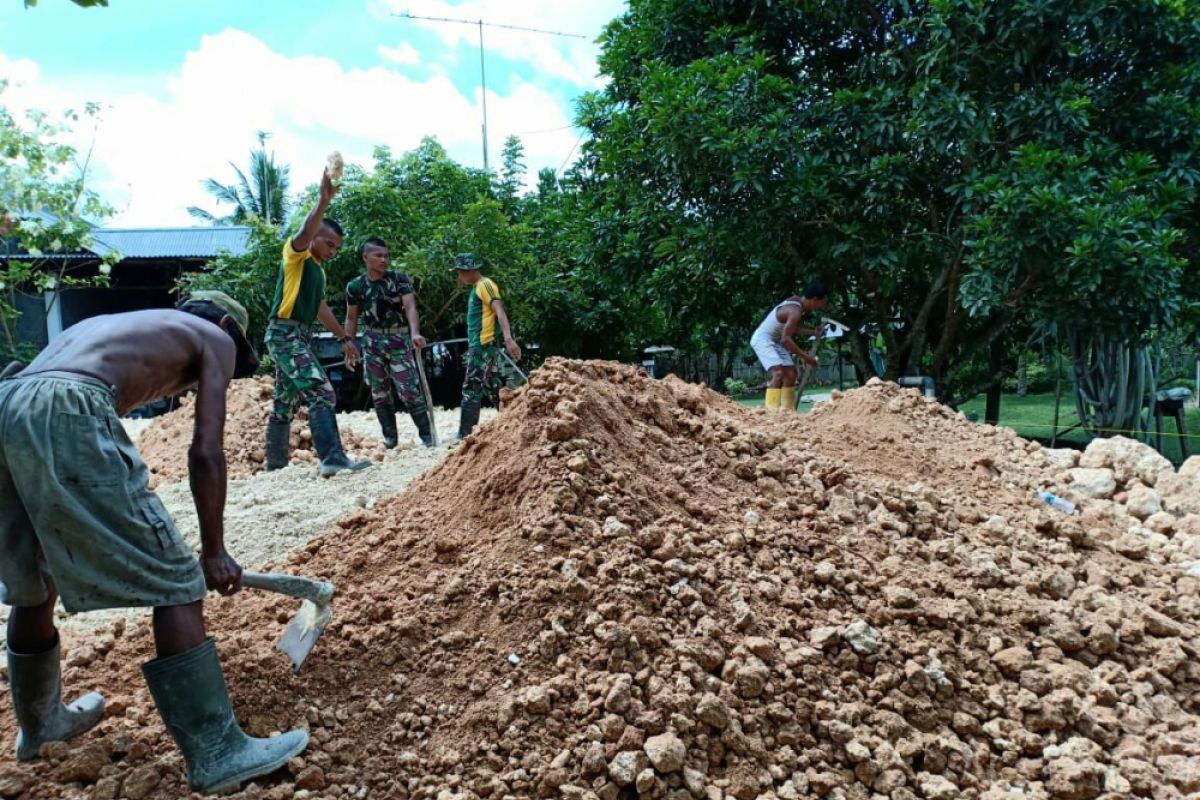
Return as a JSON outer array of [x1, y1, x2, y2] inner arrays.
[[410, 407, 434, 448], [457, 398, 482, 440], [374, 405, 399, 448], [142, 639, 308, 795], [265, 419, 290, 471], [8, 639, 105, 761], [309, 406, 371, 477]]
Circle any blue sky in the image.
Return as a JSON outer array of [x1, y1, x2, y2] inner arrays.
[[0, 0, 625, 225]]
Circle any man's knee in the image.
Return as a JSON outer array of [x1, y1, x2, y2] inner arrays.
[[307, 389, 336, 413]]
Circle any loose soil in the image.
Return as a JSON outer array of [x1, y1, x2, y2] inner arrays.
[[135, 377, 388, 489], [1, 359, 1198, 800]]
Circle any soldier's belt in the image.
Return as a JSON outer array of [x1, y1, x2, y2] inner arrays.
[[270, 318, 312, 331], [365, 326, 410, 335]]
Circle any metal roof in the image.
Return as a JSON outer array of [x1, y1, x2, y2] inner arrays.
[[89, 226, 251, 260]]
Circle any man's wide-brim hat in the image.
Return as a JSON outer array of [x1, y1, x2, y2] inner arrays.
[[451, 253, 482, 271], [184, 290, 250, 337]]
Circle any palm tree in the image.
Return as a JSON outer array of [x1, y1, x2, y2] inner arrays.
[[188, 132, 291, 226]]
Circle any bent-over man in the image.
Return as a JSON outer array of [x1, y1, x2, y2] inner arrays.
[[749, 281, 830, 410], [0, 293, 307, 794]]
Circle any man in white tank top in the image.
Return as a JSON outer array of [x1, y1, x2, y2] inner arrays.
[[749, 281, 829, 410]]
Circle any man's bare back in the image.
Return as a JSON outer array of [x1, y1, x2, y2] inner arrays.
[[24, 310, 234, 416]]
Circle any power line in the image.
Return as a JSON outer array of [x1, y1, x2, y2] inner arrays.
[[556, 130, 585, 173], [394, 11, 588, 171], [513, 123, 580, 136], [394, 12, 587, 39]]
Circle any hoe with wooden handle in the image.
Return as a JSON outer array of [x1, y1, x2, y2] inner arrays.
[[793, 317, 850, 410], [241, 572, 335, 672]]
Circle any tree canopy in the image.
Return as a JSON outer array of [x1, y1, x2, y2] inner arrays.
[[0, 83, 114, 360], [577, 0, 1200, 402], [184, 137, 646, 360]]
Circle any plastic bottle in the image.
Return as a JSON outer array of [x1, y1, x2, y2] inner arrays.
[[1038, 490, 1076, 515]]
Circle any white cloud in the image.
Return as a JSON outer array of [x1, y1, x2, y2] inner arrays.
[[380, 0, 625, 89], [0, 28, 583, 227], [378, 42, 421, 65]]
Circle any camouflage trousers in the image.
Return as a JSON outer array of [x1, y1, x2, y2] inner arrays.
[[462, 344, 502, 406], [363, 330, 424, 414], [265, 321, 335, 424]]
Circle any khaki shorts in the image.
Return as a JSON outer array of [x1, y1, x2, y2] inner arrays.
[[0, 374, 206, 612]]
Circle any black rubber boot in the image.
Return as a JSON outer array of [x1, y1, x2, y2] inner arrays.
[[8, 639, 105, 761], [410, 407, 435, 447], [374, 405, 399, 448], [265, 419, 290, 471], [457, 398, 482, 441], [309, 406, 371, 477], [142, 639, 308, 795]]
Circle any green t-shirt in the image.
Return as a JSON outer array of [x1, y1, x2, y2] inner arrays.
[[466, 277, 502, 347], [270, 237, 326, 325], [345, 271, 414, 330]]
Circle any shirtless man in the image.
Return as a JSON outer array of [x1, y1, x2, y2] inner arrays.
[[0, 291, 307, 795], [749, 281, 830, 410]]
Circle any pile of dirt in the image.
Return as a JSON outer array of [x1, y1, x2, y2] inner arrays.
[[2, 360, 1199, 800], [136, 377, 384, 488]]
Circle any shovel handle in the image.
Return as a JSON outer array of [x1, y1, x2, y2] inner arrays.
[[413, 345, 440, 448], [241, 571, 335, 605]]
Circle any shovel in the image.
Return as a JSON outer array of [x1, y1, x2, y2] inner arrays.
[[792, 318, 847, 410], [413, 343, 440, 448], [241, 571, 335, 672]]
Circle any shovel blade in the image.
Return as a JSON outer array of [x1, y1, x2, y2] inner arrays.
[[276, 599, 332, 671]]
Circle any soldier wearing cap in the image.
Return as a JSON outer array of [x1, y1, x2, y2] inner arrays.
[[0, 294, 308, 794], [451, 253, 521, 439]]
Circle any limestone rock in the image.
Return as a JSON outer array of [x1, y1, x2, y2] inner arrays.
[[1079, 435, 1172, 487], [841, 620, 881, 655], [644, 732, 686, 774], [1068, 468, 1117, 500], [609, 751, 650, 786]]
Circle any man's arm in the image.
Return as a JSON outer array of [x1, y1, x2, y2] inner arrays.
[[291, 171, 338, 253], [318, 300, 360, 370], [344, 304, 361, 340], [781, 309, 818, 366], [490, 298, 521, 361], [189, 334, 241, 595], [402, 293, 427, 349]]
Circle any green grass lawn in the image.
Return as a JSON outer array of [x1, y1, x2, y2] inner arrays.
[[956, 392, 1200, 464], [736, 388, 1200, 464]]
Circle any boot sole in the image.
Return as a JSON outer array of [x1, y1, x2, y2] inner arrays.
[[198, 735, 309, 795], [319, 466, 372, 478]]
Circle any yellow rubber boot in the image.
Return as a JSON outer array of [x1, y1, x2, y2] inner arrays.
[[764, 388, 781, 409], [780, 386, 797, 411]]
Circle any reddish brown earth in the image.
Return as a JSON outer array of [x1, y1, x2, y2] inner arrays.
[[1, 359, 1198, 800], [136, 377, 382, 488]]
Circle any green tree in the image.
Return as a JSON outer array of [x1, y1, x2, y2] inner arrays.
[[0, 84, 115, 360], [495, 135, 527, 216], [579, 0, 1200, 403], [188, 132, 291, 226], [184, 137, 653, 369]]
